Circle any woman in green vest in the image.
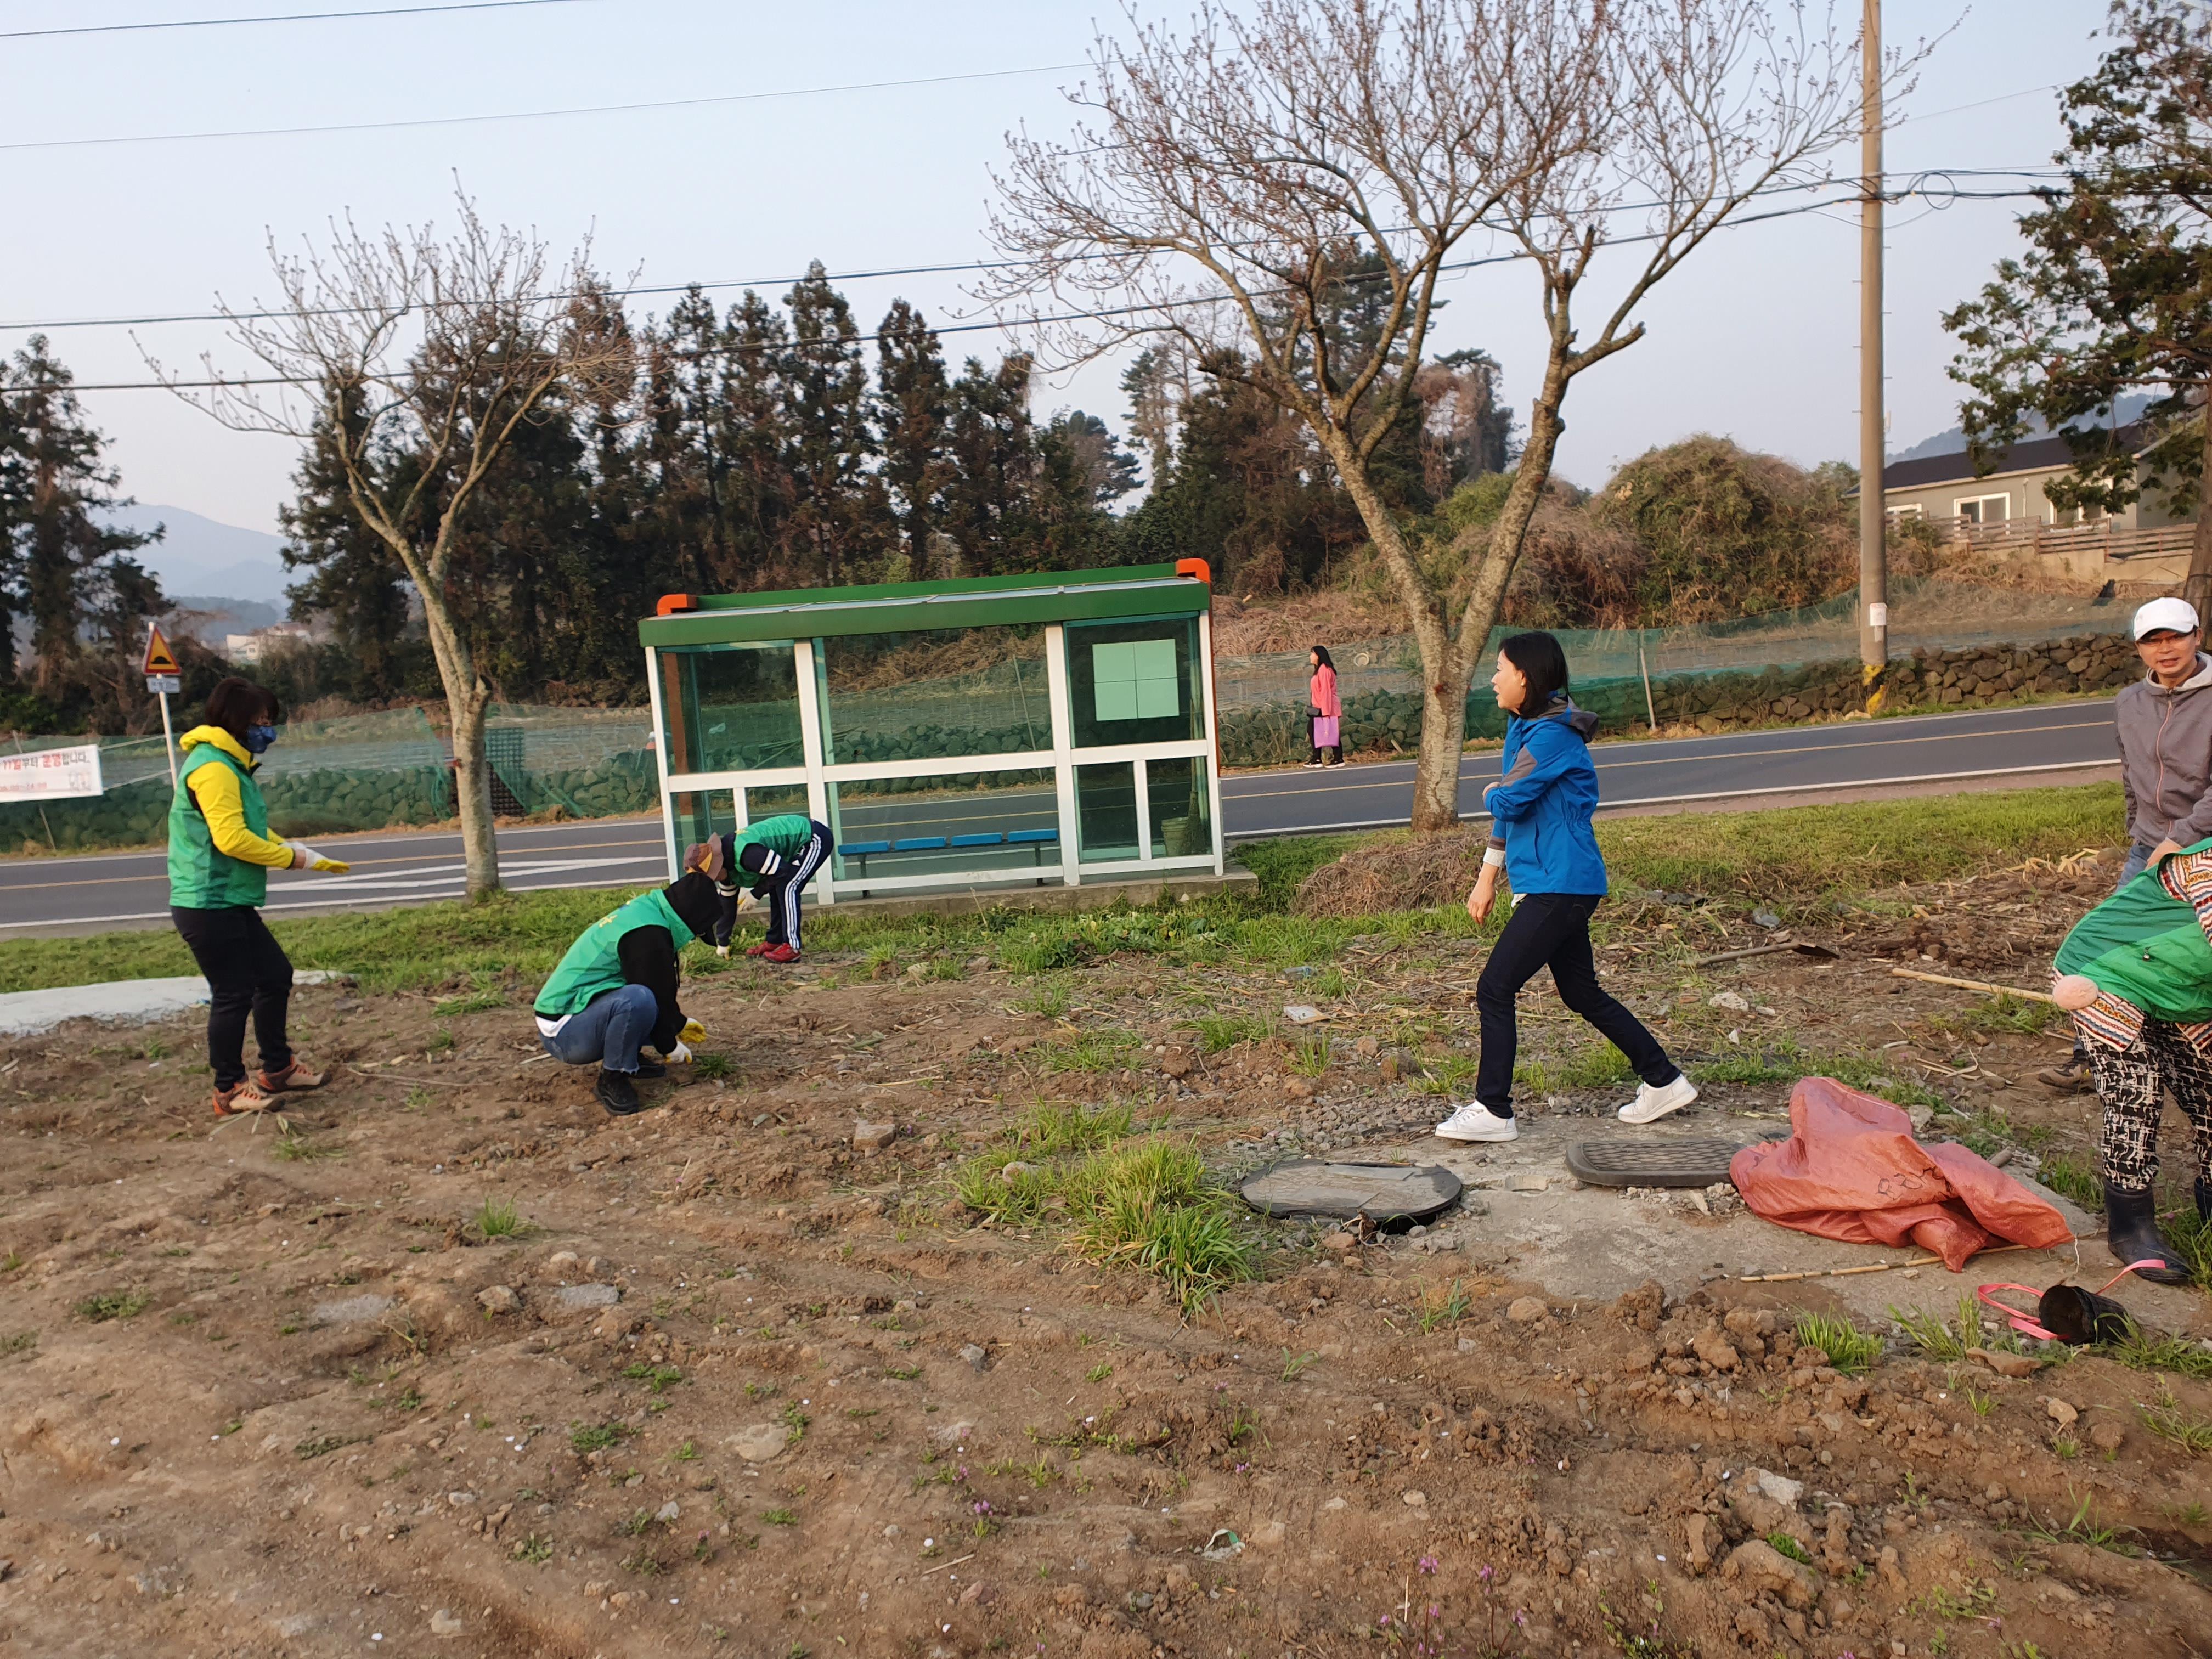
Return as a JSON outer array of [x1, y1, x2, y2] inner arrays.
[[169, 676, 352, 1116], [534, 848, 722, 1115], [2051, 838, 2212, 1282]]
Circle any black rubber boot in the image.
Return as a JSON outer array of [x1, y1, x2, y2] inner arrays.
[[596, 1068, 643, 1116], [2104, 1184, 2190, 1284]]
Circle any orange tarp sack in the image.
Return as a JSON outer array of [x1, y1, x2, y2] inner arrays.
[[1728, 1077, 2074, 1272]]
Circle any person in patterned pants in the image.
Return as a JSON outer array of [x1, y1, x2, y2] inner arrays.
[[2054, 838, 2212, 1283]]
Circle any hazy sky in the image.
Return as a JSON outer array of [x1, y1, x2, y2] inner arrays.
[[0, 0, 2116, 534]]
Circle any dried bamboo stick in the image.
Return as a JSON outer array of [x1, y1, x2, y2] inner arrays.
[[1887, 968, 2058, 1006]]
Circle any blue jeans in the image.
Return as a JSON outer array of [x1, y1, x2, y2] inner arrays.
[[540, 983, 657, 1074], [2118, 842, 2154, 884]]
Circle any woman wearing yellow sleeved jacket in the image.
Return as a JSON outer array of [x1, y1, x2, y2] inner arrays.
[[167, 677, 351, 1116]]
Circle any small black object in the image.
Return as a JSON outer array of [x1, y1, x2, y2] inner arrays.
[[597, 1069, 642, 1116], [1238, 1159, 1462, 1229], [634, 1055, 668, 1080], [2036, 1283, 2136, 1346]]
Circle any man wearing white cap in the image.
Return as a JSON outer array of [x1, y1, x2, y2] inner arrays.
[[2041, 594, 2212, 1090]]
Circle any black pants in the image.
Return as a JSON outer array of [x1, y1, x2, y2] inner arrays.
[[1473, 892, 1678, 1114], [760, 821, 831, 949], [172, 905, 293, 1091]]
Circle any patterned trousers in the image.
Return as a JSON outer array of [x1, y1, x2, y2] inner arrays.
[[2086, 1019, 2212, 1194]]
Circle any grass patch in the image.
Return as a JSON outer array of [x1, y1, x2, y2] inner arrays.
[[1891, 1292, 2029, 1363], [956, 1114, 1257, 1315], [272, 1131, 340, 1162], [1179, 1012, 1273, 1053], [473, 1198, 529, 1239], [1288, 1033, 1330, 1078], [1795, 1311, 1884, 1375], [2037, 1151, 2101, 1212], [1035, 1029, 1141, 1074], [569, 1420, 631, 1454], [693, 1052, 731, 1081], [1516, 1042, 1634, 1094], [2095, 1326, 2212, 1381], [1416, 1278, 1474, 1334], [2027, 1493, 2139, 1555], [1767, 1533, 1814, 1565], [432, 989, 505, 1016], [76, 1289, 148, 1323], [0, 785, 2130, 1000], [1685, 1038, 1945, 1110], [2138, 1382, 2212, 1455]]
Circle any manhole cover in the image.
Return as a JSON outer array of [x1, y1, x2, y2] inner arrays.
[[1239, 1159, 1463, 1224], [1565, 1135, 1774, 1189]]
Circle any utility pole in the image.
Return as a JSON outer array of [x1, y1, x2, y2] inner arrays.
[[1858, 0, 1888, 710]]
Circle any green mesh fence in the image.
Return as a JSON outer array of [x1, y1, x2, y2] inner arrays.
[[0, 579, 2140, 854]]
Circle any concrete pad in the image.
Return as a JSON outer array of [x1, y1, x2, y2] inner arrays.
[[0, 970, 349, 1036], [1380, 1107, 2209, 1338]]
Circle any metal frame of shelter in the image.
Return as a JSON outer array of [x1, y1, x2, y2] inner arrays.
[[637, 560, 1225, 905]]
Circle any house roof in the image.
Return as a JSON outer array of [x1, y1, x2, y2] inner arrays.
[[1878, 424, 2147, 493]]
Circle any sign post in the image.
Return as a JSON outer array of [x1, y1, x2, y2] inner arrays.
[[143, 624, 183, 788]]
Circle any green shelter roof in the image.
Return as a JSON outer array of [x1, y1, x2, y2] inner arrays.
[[636, 562, 1210, 648]]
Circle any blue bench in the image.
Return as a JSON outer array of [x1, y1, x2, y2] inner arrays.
[[892, 836, 950, 852], [1007, 828, 1058, 844], [949, 833, 1003, 848]]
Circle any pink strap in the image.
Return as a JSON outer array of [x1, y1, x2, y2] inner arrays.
[[1974, 1260, 2164, 1343]]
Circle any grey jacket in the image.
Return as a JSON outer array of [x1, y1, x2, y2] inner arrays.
[[2116, 652, 2212, 849]]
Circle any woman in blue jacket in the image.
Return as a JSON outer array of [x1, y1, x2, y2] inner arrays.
[[1434, 632, 1697, 1142]]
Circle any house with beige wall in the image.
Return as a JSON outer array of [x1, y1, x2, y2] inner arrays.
[[1872, 425, 2194, 583]]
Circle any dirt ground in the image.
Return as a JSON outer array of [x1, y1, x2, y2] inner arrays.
[[3, 857, 2209, 1659]]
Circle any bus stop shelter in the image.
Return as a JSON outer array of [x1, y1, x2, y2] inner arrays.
[[638, 560, 1224, 904]]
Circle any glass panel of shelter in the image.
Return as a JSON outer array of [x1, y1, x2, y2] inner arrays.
[[827, 767, 1061, 888], [1064, 617, 1205, 749], [656, 642, 804, 776], [815, 627, 1053, 767]]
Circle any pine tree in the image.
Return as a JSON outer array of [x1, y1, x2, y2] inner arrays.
[[280, 381, 421, 701], [0, 336, 156, 697], [874, 299, 955, 581], [943, 354, 1037, 576], [780, 263, 883, 585]]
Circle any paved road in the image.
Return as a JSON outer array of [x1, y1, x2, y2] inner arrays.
[[0, 698, 2119, 933]]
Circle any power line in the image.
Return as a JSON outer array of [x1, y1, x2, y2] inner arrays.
[[0, 61, 1086, 154], [0, 1, 590, 41], [54, 179, 2061, 394], [0, 167, 2077, 337]]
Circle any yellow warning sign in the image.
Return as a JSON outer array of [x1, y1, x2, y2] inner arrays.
[[142, 624, 180, 678]]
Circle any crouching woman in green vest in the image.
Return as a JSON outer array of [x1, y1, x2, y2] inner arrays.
[[533, 848, 722, 1115], [2051, 837, 2212, 1282], [169, 676, 352, 1116]]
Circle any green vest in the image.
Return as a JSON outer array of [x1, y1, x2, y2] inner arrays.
[[534, 888, 694, 1019], [167, 743, 270, 909], [2053, 838, 2212, 1023], [733, 813, 815, 863]]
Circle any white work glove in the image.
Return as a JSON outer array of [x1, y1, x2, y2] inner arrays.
[[287, 841, 351, 873], [715, 944, 731, 959], [667, 1040, 693, 1064], [735, 890, 758, 913]]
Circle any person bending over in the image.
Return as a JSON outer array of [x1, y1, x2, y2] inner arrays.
[[2049, 834, 2212, 1282], [533, 850, 721, 1115], [703, 814, 831, 962], [1434, 632, 1697, 1143], [168, 676, 351, 1116]]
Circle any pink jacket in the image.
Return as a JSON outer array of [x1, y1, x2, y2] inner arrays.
[[1310, 663, 1340, 719]]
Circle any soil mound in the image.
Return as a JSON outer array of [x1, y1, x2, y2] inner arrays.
[[1295, 831, 1483, 917]]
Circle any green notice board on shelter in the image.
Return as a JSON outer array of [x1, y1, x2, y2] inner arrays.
[[1092, 638, 1180, 723]]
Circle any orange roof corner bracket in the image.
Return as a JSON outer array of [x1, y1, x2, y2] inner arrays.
[[655, 593, 696, 617], [1175, 557, 1212, 586]]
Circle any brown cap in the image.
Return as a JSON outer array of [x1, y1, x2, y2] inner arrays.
[[682, 839, 724, 881]]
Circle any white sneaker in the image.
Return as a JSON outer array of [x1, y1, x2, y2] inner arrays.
[[1617, 1074, 1699, 1125], [1434, 1102, 1519, 1142]]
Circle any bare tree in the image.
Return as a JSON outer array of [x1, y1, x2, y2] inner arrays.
[[987, 0, 1914, 830], [153, 191, 630, 899]]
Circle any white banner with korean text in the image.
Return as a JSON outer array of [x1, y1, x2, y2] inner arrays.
[[0, 744, 104, 802]]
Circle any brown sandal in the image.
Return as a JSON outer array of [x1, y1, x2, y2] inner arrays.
[[213, 1080, 277, 1116], [258, 1058, 328, 1092]]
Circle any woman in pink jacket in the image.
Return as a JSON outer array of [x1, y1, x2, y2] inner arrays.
[[1306, 645, 1342, 768]]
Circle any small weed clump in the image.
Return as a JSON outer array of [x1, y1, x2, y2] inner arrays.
[[2037, 1151, 2102, 1212], [1515, 1042, 1633, 1094], [1179, 1012, 1273, 1053], [433, 989, 504, 1016], [272, 1131, 340, 1163], [1795, 1311, 1884, 1376], [1416, 1278, 1475, 1334], [569, 1421, 631, 1454], [76, 1289, 149, 1323], [473, 1197, 529, 1239]]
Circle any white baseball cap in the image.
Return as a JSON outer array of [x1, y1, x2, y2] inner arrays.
[[2132, 596, 2201, 640]]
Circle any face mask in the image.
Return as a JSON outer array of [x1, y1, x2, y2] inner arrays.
[[243, 724, 277, 754]]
